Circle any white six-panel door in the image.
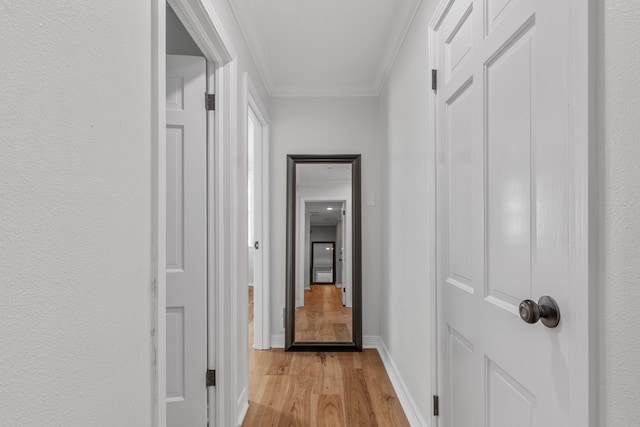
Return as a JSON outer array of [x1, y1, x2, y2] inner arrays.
[[166, 54, 208, 426], [435, 0, 572, 425]]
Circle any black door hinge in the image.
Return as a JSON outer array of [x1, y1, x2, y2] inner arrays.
[[206, 94, 215, 111], [433, 395, 439, 416], [206, 369, 216, 387], [432, 70, 438, 91]]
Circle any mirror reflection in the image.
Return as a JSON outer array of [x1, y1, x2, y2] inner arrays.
[[286, 155, 361, 350], [294, 163, 352, 342]]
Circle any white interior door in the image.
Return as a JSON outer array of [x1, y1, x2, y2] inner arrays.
[[435, 0, 575, 425], [166, 54, 208, 426]]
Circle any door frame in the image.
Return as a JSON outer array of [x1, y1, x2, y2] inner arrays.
[[296, 196, 352, 308], [310, 241, 336, 284], [152, 1, 239, 426], [242, 73, 271, 350], [427, 0, 595, 426]]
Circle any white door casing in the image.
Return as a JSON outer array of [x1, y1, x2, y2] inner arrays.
[[434, 0, 587, 425], [245, 75, 271, 350], [166, 54, 208, 426], [249, 107, 265, 349]]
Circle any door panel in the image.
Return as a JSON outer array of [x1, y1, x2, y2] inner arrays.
[[446, 81, 474, 289], [166, 54, 208, 426], [448, 327, 474, 427], [436, 0, 570, 425], [486, 359, 535, 427], [485, 23, 534, 310], [166, 127, 185, 272], [166, 307, 185, 401]]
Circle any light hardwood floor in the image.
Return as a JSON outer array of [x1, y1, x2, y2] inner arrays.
[[295, 284, 352, 342], [245, 287, 410, 426]]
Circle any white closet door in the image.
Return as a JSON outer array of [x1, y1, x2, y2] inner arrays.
[[436, 0, 575, 425], [166, 54, 208, 426]]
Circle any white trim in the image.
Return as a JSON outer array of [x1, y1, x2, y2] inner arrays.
[[244, 73, 271, 351], [427, 4, 446, 427], [154, 2, 238, 426], [217, 58, 239, 427], [270, 334, 285, 349], [429, 0, 455, 29], [567, 0, 595, 425], [373, 0, 424, 95], [375, 338, 428, 427], [151, 2, 166, 426], [168, 0, 236, 62], [362, 335, 381, 349], [236, 387, 249, 427], [227, 0, 275, 94]]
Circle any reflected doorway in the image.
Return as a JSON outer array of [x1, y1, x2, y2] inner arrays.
[[311, 241, 336, 284]]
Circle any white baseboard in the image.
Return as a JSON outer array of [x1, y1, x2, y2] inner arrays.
[[270, 334, 284, 348], [236, 387, 248, 426], [363, 335, 381, 349], [375, 338, 428, 427]]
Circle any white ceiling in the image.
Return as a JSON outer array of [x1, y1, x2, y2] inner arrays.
[[297, 163, 351, 184], [229, 0, 422, 97], [307, 201, 344, 225]]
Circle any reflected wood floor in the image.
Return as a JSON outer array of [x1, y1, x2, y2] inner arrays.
[[245, 288, 410, 427], [295, 285, 352, 342]]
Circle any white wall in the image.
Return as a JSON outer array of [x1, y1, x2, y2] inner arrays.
[[0, 2, 152, 425], [310, 225, 338, 241], [269, 97, 383, 340], [598, 0, 640, 424], [378, 0, 439, 423]]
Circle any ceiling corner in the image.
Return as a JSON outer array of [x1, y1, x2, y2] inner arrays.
[[374, 0, 424, 95], [228, 0, 276, 96]]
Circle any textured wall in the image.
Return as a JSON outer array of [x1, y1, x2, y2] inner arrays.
[[599, 0, 640, 424], [0, 2, 152, 425]]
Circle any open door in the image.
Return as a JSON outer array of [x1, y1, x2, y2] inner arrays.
[[165, 54, 208, 426]]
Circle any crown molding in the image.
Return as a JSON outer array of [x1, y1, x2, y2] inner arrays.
[[229, 0, 422, 97], [374, 0, 423, 95], [228, 0, 276, 94]]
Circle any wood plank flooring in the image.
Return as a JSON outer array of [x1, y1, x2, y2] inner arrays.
[[245, 288, 409, 426], [295, 284, 353, 342]]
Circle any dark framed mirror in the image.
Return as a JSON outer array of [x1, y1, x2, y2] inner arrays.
[[285, 154, 362, 351]]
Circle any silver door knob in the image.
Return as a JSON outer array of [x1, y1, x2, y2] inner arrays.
[[518, 296, 560, 328]]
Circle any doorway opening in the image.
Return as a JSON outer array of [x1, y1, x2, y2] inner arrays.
[[153, 1, 237, 425], [311, 241, 336, 284], [244, 75, 270, 352], [247, 108, 258, 349]]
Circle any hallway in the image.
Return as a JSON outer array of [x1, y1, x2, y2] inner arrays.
[[295, 285, 352, 342], [2, 1, 634, 426], [246, 289, 409, 426]]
